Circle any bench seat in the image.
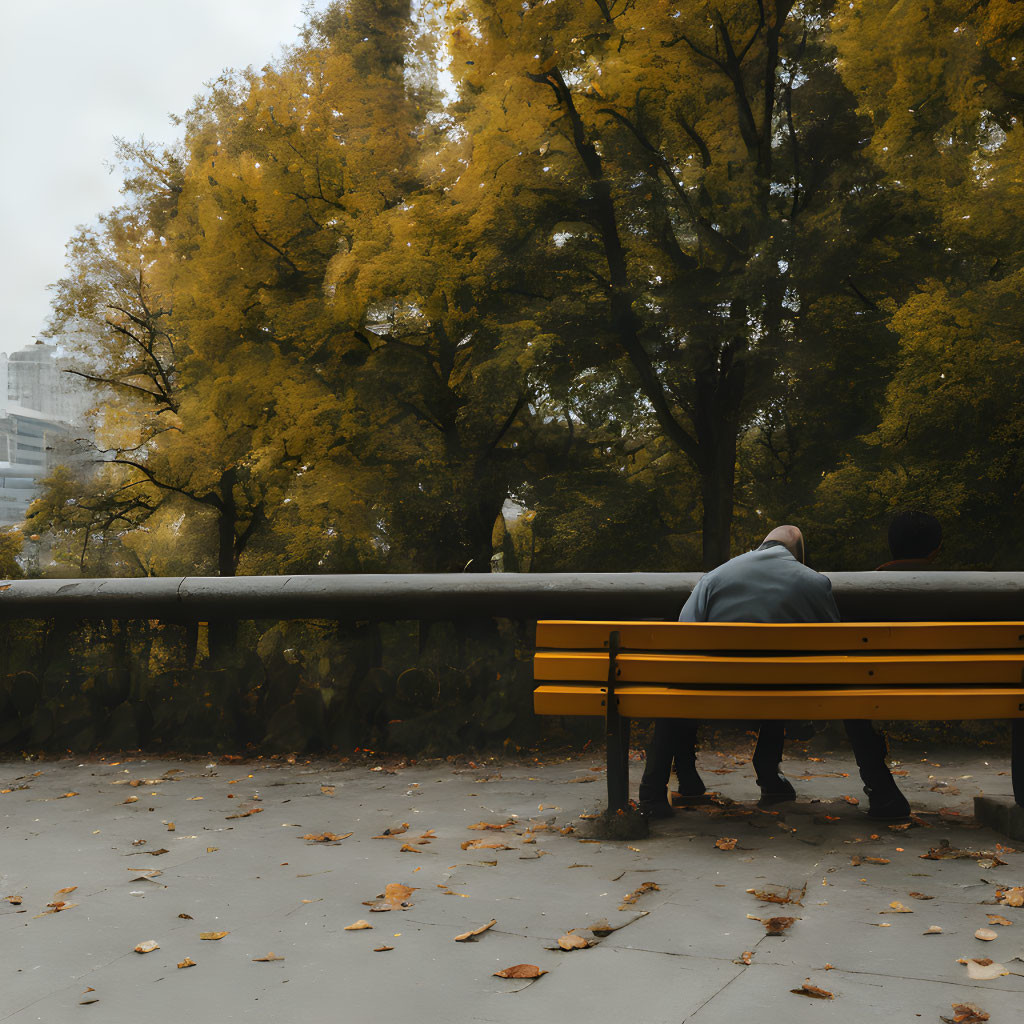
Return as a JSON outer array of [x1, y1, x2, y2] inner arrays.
[[532, 620, 1024, 811]]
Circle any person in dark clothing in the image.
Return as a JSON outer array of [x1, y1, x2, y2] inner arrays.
[[639, 525, 911, 821], [877, 510, 943, 570]]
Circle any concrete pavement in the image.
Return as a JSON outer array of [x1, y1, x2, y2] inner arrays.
[[1, 741, 1022, 1023]]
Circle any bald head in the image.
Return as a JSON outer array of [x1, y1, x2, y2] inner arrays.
[[763, 525, 806, 564]]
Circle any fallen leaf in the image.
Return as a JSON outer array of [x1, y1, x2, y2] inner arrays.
[[986, 914, 1013, 927], [177, 957, 196, 969], [206, 847, 218, 853], [384, 883, 417, 907], [344, 920, 372, 930], [178, 913, 193, 920], [494, 964, 547, 978], [373, 824, 409, 839], [737, 950, 754, 965], [864, 857, 890, 865], [466, 821, 514, 831], [54, 886, 77, 895], [399, 844, 421, 853], [746, 886, 805, 906], [619, 881, 659, 909], [373, 945, 394, 952], [975, 928, 999, 941], [920, 841, 1005, 866], [252, 953, 285, 962], [909, 892, 934, 900], [301, 831, 353, 843], [764, 916, 796, 935], [996, 887, 1024, 907], [557, 930, 590, 950], [460, 840, 510, 851], [715, 838, 738, 851], [199, 931, 229, 940], [924, 925, 943, 934], [841, 795, 860, 805], [454, 919, 497, 942], [57, 792, 79, 798], [882, 901, 913, 914], [958, 958, 1009, 980], [790, 979, 833, 999], [226, 808, 264, 820], [134, 940, 159, 954], [320, 785, 335, 795], [5, 896, 23, 906], [940, 1002, 990, 1024]]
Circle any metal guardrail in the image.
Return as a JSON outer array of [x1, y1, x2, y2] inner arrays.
[[0, 572, 1021, 622]]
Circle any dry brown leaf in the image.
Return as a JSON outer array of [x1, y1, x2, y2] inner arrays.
[[252, 953, 285, 962], [921, 841, 1005, 866], [467, 821, 514, 831], [996, 887, 1024, 907], [460, 839, 510, 851], [715, 838, 738, 851], [122, 796, 138, 803], [373, 945, 394, 952], [557, 930, 591, 950], [344, 920, 372, 930], [5, 896, 22, 906], [881, 901, 913, 914], [301, 831, 353, 843], [225, 808, 264, 820], [454, 919, 496, 942], [924, 925, 943, 934], [746, 885, 805, 906], [372, 824, 410, 839], [145, 848, 169, 856], [909, 892, 934, 900], [199, 931, 229, 940], [58, 792, 79, 799], [384, 883, 417, 907], [764, 916, 796, 935], [958, 958, 1009, 980], [399, 843, 421, 853], [178, 913, 193, 919], [986, 914, 1013, 927], [177, 957, 196, 969], [134, 940, 159, 954], [320, 785, 335, 795], [863, 857, 890, 865], [54, 886, 77, 895], [737, 950, 754, 965], [941, 1003, 990, 1024], [841, 794, 860, 805], [791, 979, 833, 999], [493, 964, 547, 979], [619, 881, 659, 909], [975, 928, 999, 941]]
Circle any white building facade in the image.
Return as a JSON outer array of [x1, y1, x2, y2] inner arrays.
[[0, 342, 91, 525]]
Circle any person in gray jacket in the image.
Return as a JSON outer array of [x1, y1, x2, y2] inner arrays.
[[638, 525, 910, 820]]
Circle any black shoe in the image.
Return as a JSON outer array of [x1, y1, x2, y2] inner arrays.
[[673, 764, 707, 801], [865, 786, 911, 821], [757, 773, 797, 806], [638, 800, 674, 819]]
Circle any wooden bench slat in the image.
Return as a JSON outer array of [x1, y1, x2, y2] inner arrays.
[[534, 684, 1024, 720], [536, 621, 1024, 652], [534, 651, 1024, 685]]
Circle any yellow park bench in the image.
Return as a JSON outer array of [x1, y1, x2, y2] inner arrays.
[[533, 620, 1024, 811]]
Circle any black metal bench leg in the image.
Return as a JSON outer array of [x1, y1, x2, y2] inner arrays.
[[1013, 719, 1024, 808], [606, 711, 630, 811]]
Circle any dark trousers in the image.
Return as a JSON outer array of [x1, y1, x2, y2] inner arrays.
[[638, 718, 896, 803]]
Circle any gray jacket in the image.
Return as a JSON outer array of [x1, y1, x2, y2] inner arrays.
[[679, 544, 840, 623]]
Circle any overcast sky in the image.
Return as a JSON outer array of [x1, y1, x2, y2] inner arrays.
[[0, 0, 324, 357]]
